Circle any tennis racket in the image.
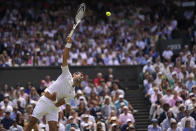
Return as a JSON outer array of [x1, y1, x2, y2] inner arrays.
[[68, 3, 86, 37]]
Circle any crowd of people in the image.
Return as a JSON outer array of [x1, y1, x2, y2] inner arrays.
[[0, 0, 195, 67], [141, 44, 196, 130], [0, 68, 136, 131]]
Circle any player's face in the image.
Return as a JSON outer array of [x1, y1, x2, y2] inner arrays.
[[73, 72, 84, 86]]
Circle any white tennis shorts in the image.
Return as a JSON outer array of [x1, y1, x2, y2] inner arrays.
[[32, 96, 60, 122]]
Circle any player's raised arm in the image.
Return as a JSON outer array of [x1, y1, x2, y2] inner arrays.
[[62, 36, 72, 67]]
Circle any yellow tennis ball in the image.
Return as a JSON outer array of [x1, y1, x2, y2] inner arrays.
[[106, 11, 111, 16]]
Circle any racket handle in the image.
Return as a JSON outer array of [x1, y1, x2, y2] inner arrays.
[[68, 21, 81, 37], [68, 29, 75, 37]]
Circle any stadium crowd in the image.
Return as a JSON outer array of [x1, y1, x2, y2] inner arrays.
[[0, 68, 136, 131], [0, 0, 195, 67], [141, 45, 196, 130]]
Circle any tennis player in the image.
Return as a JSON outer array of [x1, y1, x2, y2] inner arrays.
[[25, 36, 84, 131]]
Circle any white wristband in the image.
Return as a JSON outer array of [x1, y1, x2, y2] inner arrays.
[[65, 43, 72, 48]]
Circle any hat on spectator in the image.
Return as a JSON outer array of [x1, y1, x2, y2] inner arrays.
[[172, 72, 177, 76], [152, 119, 158, 123], [68, 116, 74, 120], [84, 114, 89, 118], [179, 104, 185, 108], [119, 95, 124, 99], [111, 123, 117, 127], [79, 96, 85, 100], [189, 92, 194, 97], [147, 59, 151, 63], [127, 119, 132, 123], [77, 90, 83, 95], [171, 119, 177, 124], [189, 73, 194, 78], [4, 93, 9, 98], [128, 125, 135, 129], [111, 116, 117, 121], [192, 85, 196, 89], [20, 87, 24, 90], [120, 102, 125, 107], [105, 96, 110, 99]]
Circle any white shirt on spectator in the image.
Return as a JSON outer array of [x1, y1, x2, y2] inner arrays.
[[136, 40, 146, 50], [12, 97, 26, 108], [111, 89, 125, 97], [180, 116, 195, 128], [1, 105, 13, 112], [162, 94, 174, 104], [162, 50, 173, 60]]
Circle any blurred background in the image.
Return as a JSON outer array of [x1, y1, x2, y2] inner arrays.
[[0, 0, 195, 131]]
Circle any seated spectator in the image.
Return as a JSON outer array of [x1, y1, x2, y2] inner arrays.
[[121, 119, 134, 131], [9, 120, 23, 131], [183, 118, 195, 131], [186, 74, 196, 92], [170, 100, 182, 118], [101, 96, 115, 119], [176, 104, 186, 122], [1, 111, 13, 130], [80, 114, 95, 131], [148, 119, 162, 131], [143, 60, 154, 74], [1, 98, 13, 112], [65, 116, 79, 131], [180, 109, 195, 129], [166, 119, 181, 131], [119, 106, 135, 125], [114, 95, 128, 111], [190, 104, 196, 120], [161, 110, 176, 131]]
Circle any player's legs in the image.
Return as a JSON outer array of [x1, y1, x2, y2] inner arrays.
[[46, 108, 59, 131], [25, 116, 38, 131], [26, 98, 48, 131], [48, 121, 58, 131]]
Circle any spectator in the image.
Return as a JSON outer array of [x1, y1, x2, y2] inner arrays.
[[1, 111, 13, 130], [180, 109, 195, 129], [119, 106, 135, 125], [121, 119, 134, 131], [190, 104, 196, 121], [183, 119, 195, 131], [161, 110, 176, 131], [162, 47, 173, 61], [65, 116, 79, 131], [101, 96, 115, 119], [148, 119, 162, 131], [166, 119, 181, 131], [9, 120, 23, 131]]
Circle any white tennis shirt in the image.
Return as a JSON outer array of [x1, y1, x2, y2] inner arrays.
[[44, 65, 75, 102]]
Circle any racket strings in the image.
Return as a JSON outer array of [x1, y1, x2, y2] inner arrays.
[[75, 4, 86, 23]]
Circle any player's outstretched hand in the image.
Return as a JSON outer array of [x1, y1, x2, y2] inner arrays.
[[66, 36, 72, 43]]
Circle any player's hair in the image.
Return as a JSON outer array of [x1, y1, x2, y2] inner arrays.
[[74, 71, 84, 76]]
